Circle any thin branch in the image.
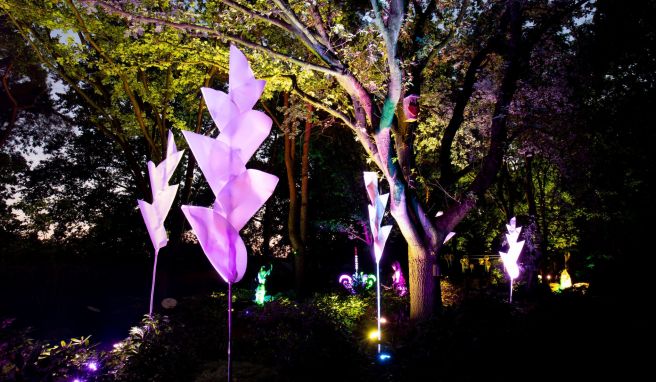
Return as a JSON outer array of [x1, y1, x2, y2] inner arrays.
[[271, 0, 341, 68], [280, 75, 355, 131], [86, 0, 342, 76], [218, 0, 294, 32], [308, 4, 332, 50], [421, 0, 469, 70]]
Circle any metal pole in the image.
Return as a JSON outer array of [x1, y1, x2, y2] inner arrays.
[[376, 262, 381, 354], [149, 251, 159, 316], [228, 282, 232, 382]]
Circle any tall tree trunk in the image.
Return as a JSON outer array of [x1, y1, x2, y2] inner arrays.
[[407, 242, 436, 320], [300, 104, 312, 242], [282, 93, 305, 294]]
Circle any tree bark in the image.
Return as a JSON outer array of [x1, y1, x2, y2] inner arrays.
[[408, 242, 435, 321]]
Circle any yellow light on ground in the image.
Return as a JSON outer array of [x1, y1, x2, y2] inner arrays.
[[368, 329, 381, 340]]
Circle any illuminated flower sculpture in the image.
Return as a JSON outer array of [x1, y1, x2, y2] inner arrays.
[[137, 130, 184, 316], [363, 171, 393, 354], [499, 217, 525, 303], [181, 45, 278, 381]]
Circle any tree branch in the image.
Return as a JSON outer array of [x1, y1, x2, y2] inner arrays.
[[420, 0, 470, 71], [218, 0, 294, 33], [86, 0, 342, 76], [439, 43, 493, 185], [271, 0, 342, 68]]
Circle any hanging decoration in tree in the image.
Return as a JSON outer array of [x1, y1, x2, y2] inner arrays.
[[363, 171, 393, 354], [137, 130, 184, 316], [499, 217, 525, 303], [180, 45, 278, 382]]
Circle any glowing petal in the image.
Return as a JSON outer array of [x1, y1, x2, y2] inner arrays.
[[201, 87, 240, 132], [214, 169, 279, 231], [182, 130, 245, 197], [166, 130, 178, 158], [181, 205, 247, 283], [373, 225, 392, 263], [217, 110, 272, 165], [363, 171, 379, 205], [444, 231, 456, 244], [228, 45, 266, 112], [138, 185, 178, 252]]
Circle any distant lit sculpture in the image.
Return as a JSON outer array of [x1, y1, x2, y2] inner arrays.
[[363, 171, 393, 354], [339, 272, 376, 294], [499, 217, 525, 303], [483, 255, 491, 273], [391, 261, 407, 297], [181, 45, 278, 382], [560, 269, 572, 290], [137, 130, 184, 316], [254, 265, 272, 305], [460, 255, 470, 273]]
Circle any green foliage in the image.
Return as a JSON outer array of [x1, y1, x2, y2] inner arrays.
[[0, 318, 98, 382], [312, 293, 370, 332]]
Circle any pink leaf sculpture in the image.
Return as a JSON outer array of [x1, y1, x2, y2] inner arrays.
[[499, 217, 525, 302], [137, 130, 184, 315], [363, 172, 392, 263], [181, 45, 278, 381], [181, 205, 247, 283], [363, 171, 393, 354], [403, 94, 419, 122]]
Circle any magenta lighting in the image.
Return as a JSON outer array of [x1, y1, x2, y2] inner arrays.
[[137, 130, 184, 316], [499, 217, 525, 303], [181, 45, 278, 382]]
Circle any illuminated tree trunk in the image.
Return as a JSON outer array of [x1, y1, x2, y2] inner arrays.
[[407, 243, 436, 320]]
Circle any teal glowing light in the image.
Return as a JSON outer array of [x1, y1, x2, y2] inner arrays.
[[254, 265, 272, 305], [379, 353, 391, 361]]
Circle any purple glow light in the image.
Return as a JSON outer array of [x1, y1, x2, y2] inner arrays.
[[87, 361, 98, 371]]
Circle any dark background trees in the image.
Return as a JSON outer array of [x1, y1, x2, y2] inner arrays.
[[0, 0, 653, 338]]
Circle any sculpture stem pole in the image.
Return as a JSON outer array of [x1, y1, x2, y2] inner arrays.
[[376, 261, 381, 354], [509, 277, 513, 303], [227, 282, 233, 382], [149, 250, 159, 316]]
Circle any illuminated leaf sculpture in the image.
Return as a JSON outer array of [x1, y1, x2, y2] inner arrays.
[[363, 171, 393, 353], [181, 45, 278, 381], [499, 217, 525, 303], [137, 130, 184, 316]]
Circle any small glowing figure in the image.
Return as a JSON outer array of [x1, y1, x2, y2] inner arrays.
[[460, 255, 470, 273], [445, 253, 455, 268], [483, 255, 491, 273], [391, 261, 408, 297], [254, 265, 272, 305]]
